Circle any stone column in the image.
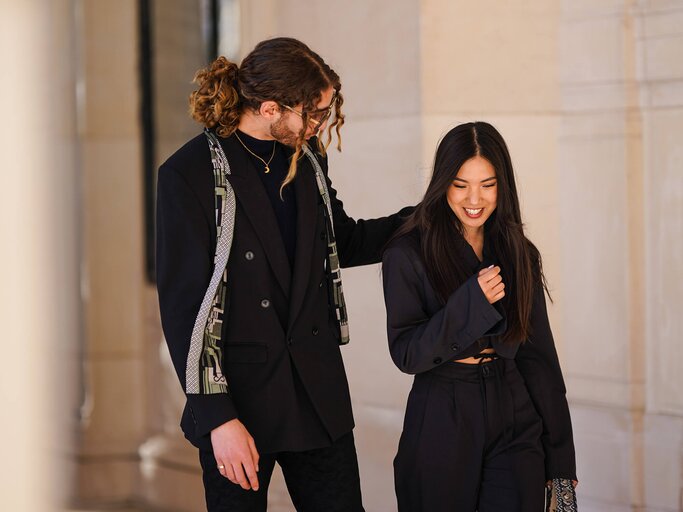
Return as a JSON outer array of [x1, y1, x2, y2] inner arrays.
[[559, 1, 683, 510], [638, 1, 683, 510], [559, 2, 644, 510], [74, 0, 148, 507], [0, 1, 80, 510]]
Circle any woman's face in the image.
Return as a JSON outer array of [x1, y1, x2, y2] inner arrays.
[[446, 155, 498, 234]]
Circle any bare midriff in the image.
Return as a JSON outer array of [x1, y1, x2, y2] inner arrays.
[[453, 347, 497, 364]]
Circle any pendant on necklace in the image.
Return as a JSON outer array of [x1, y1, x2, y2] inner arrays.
[[264, 166, 270, 174]]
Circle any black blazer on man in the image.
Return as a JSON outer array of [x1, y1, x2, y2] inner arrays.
[[156, 132, 410, 454]]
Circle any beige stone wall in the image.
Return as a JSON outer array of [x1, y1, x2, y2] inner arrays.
[[14, 0, 677, 511], [557, 2, 682, 511], [558, 1, 642, 509], [637, 2, 683, 510]]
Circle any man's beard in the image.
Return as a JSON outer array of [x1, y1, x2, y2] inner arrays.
[[270, 117, 304, 147]]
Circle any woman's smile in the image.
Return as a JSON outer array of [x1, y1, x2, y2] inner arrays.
[[463, 207, 484, 218]]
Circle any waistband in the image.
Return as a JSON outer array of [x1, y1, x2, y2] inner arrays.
[[428, 356, 517, 383]]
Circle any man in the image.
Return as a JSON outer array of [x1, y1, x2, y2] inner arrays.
[[156, 37, 411, 511]]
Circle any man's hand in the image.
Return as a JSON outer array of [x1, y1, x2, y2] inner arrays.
[[211, 419, 260, 491], [478, 265, 505, 304]]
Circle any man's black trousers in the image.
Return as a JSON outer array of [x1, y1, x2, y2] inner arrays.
[[199, 431, 364, 512], [394, 358, 546, 512]]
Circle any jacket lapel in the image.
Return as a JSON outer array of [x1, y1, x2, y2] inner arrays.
[[219, 134, 291, 298], [288, 153, 318, 329]]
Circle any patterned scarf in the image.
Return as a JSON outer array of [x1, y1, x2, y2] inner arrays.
[[301, 144, 350, 345], [184, 130, 233, 394]]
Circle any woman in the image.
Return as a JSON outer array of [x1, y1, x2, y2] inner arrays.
[[382, 122, 577, 511]]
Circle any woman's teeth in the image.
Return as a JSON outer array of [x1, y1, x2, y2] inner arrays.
[[465, 208, 482, 215]]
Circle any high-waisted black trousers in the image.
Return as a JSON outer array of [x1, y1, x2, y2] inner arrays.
[[394, 358, 545, 512], [199, 431, 364, 512]]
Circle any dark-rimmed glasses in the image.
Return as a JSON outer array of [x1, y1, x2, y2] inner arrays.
[[281, 91, 337, 128]]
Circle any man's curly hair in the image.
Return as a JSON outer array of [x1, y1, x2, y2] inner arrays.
[[189, 38, 345, 189]]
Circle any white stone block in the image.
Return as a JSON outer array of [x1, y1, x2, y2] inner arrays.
[[644, 80, 683, 108], [562, 82, 639, 111], [560, 16, 624, 85], [326, 115, 423, 218], [422, 0, 560, 114], [561, 0, 625, 19], [643, 109, 683, 415], [558, 131, 630, 376], [571, 404, 634, 508], [341, 264, 415, 411], [640, 7, 683, 40], [354, 405, 405, 512], [642, 35, 683, 81], [643, 414, 683, 510]]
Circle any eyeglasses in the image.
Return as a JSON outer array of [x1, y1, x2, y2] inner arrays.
[[281, 104, 334, 128], [281, 91, 337, 128]]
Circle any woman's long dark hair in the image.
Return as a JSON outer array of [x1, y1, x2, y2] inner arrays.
[[394, 122, 548, 344]]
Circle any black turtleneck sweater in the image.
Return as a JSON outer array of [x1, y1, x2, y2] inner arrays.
[[235, 130, 298, 268]]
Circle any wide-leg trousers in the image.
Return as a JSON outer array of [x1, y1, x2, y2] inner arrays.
[[199, 431, 364, 512], [394, 358, 546, 512]]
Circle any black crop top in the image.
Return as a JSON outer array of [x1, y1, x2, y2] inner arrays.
[[381, 229, 516, 375]]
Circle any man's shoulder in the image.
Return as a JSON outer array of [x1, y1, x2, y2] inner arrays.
[[159, 132, 212, 182]]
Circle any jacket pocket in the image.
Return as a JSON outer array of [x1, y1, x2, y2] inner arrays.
[[224, 343, 268, 364]]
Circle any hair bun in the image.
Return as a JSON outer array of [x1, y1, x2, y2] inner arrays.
[[211, 56, 239, 84], [189, 56, 241, 135]]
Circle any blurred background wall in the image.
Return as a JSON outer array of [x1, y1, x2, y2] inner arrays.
[[0, 0, 681, 511]]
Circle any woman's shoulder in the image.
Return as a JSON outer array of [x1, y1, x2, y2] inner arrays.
[[383, 229, 422, 265], [387, 228, 420, 251]]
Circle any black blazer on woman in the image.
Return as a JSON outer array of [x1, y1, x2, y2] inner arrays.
[[382, 230, 577, 480], [156, 132, 411, 454]]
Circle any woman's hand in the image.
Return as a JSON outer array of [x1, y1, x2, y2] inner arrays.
[[478, 265, 505, 304]]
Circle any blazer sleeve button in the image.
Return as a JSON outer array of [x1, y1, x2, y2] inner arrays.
[[433, 357, 443, 365], [245, 251, 255, 260], [260, 299, 270, 308], [312, 327, 319, 336], [450, 343, 460, 351]]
